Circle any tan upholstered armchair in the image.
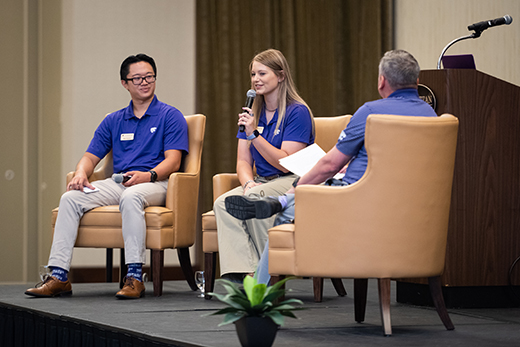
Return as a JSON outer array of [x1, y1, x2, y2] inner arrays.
[[268, 114, 459, 335], [51, 114, 206, 297], [202, 115, 351, 301]]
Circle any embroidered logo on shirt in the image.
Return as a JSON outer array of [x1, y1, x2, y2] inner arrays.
[[338, 130, 347, 141], [150, 127, 157, 134], [275, 129, 281, 136]]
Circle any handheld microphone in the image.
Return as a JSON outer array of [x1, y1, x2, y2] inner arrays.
[[240, 89, 256, 132], [468, 15, 512, 32], [112, 173, 131, 184]]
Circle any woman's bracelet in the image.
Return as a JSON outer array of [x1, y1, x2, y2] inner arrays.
[[243, 180, 255, 190]]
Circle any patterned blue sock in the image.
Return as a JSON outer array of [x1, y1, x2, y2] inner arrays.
[[50, 266, 68, 282], [126, 263, 143, 282]]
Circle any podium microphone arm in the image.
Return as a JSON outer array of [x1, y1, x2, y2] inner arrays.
[[436, 33, 479, 69]]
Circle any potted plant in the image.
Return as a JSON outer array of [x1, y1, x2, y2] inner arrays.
[[208, 276, 304, 347]]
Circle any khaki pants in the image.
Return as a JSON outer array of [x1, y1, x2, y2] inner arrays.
[[214, 174, 297, 275], [48, 178, 168, 270]]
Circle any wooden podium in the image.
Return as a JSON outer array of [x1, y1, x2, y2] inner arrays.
[[397, 69, 520, 308]]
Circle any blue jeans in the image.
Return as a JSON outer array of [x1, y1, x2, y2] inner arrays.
[[256, 194, 295, 284], [256, 178, 348, 285]]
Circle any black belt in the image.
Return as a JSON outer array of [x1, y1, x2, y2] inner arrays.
[[261, 172, 293, 181]]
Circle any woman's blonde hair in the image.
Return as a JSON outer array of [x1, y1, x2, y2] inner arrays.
[[249, 49, 314, 139]]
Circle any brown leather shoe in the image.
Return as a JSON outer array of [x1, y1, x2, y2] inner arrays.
[[115, 277, 145, 299], [25, 276, 72, 298]]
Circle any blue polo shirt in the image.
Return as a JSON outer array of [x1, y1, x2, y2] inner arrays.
[[87, 96, 189, 173], [336, 88, 437, 184], [237, 103, 314, 177]]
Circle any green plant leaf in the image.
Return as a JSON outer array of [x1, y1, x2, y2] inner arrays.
[[264, 311, 285, 326], [266, 276, 295, 293], [216, 279, 244, 296], [206, 292, 231, 302], [250, 283, 267, 306], [215, 294, 248, 310], [271, 304, 298, 311], [219, 312, 246, 326], [207, 306, 242, 316], [243, 275, 257, 302], [278, 310, 298, 319], [251, 301, 273, 313], [208, 275, 303, 328], [262, 289, 286, 304], [277, 298, 304, 306]]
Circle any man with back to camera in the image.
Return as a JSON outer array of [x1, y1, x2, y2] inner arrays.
[[224, 49, 438, 284], [25, 53, 189, 299]]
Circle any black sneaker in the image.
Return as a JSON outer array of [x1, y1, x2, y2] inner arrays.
[[225, 195, 283, 220]]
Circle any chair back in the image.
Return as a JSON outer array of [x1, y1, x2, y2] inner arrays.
[[181, 114, 206, 174], [293, 114, 459, 279], [314, 115, 351, 151]]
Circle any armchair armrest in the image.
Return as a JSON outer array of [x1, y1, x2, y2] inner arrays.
[[166, 171, 200, 247], [212, 173, 240, 201]]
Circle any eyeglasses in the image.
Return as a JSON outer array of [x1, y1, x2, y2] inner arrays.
[[125, 75, 156, 85]]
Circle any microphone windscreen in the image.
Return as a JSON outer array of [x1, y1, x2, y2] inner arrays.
[[112, 173, 124, 184], [504, 15, 513, 25], [246, 89, 256, 98]]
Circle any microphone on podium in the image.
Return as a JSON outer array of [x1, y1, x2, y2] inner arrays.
[[468, 15, 512, 33], [437, 15, 513, 69], [240, 89, 256, 132]]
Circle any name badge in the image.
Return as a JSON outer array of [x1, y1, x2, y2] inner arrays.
[[121, 133, 134, 141], [257, 126, 264, 134]]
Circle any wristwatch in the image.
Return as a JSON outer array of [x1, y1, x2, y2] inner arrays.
[[246, 130, 260, 141], [292, 176, 300, 188], [149, 170, 158, 183]]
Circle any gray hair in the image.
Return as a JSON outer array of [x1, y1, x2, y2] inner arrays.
[[378, 50, 420, 89]]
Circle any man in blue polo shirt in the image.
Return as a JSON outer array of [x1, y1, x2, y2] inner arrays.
[[225, 50, 437, 284], [25, 54, 188, 299]]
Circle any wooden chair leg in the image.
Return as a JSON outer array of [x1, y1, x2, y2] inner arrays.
[[151, 249, 164, 297], [313, 277, 324, 302], [331, 278, 347, 297], [428, 276, 455, 330], [106, 248, 113, 283], [204, 252, 217, 300], [177, 247, 198, 291], [377, 278, 392, 336], [149, 249, 154, 282], [119, 250, 126, 289], [313, 277, 347, 302], [354, 278, 368, 323]]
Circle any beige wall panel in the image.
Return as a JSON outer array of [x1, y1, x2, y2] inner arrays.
[[395, 0, 520, 86], [0, 0, 27, 283], [40, 0, 64, 281], [58, 0, 196, 268]]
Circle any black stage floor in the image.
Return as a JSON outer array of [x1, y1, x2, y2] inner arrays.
[[2, 279, 520, 346]]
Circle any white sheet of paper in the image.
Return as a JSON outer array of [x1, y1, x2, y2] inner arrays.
[[279, 143, 326, 177], [83, 186, 100, 194]]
